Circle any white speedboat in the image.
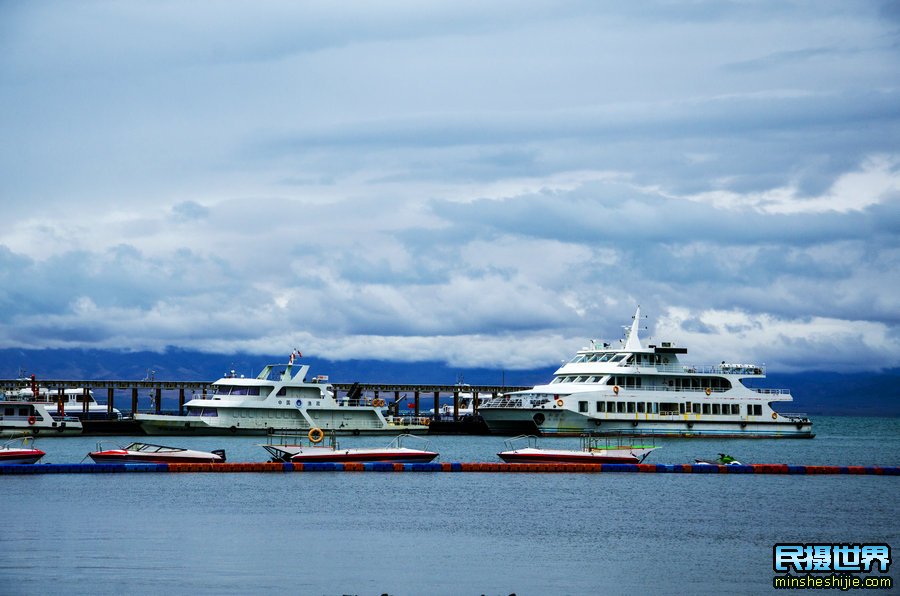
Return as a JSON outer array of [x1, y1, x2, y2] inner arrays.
[[88, 442, 226, 464], [262, 429, 438, 464], [497, 434, 658, 464], [479, 306, 814, 439], [0, 399, 83, 437], [136, 361, 427, 436], [0, 436, 46, 464]]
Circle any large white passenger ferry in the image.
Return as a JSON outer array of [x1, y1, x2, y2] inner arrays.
[[136, 362, 425, 436], [479, 307, 814, 438]]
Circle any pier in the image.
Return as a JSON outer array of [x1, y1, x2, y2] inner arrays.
[[0, 377, 528, 421]]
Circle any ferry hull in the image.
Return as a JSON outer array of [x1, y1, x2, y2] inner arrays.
[[479, 409, 815, 439]]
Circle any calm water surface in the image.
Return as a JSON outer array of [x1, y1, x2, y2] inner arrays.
[[1, 416, 897, 595]]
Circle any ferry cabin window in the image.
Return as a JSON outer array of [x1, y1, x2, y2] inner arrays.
[[597, 354, 612, 363], [617, 402, 626, 413], [607, 401, 615, 412], [693, 403, 701, 414], [627, 402, 635, 413], [637, 402, 645, 413], [610, 354, 626, 363], [4, 407, 13, 416], [597, 401, 605, 412], [702, 404, 711, 415], [732, 405, 740, 415], [712, 404, 720, 415], [755, 405, 762, 416], [578, 401, 588, 413]]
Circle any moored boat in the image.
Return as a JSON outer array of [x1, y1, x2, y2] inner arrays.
[[479, 306, 814, 439], [262, 429, 438, 464], [136, 360, 428, 436], [88, 442, 226, 464], [1, 399, 83, 437], [0, 436, 46, 464], [498, 434, 659, 464], [695, 453, 742, 466]]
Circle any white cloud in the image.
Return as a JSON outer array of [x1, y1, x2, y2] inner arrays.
[[0, 1, 898, 373]]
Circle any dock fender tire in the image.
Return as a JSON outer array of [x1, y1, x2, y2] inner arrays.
[[533, 412, 545, 425], [632, 421, 638, 427], [267, 427, 275, 435], [229, 426, 238, 434]]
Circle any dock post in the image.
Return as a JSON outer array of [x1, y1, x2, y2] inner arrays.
[[178, 387, 185, 415], [155, 387, 162, 414], [434, 390, 440, 418], [57, 387, 65, 416], [414, 390, 420, 418], [82, 387, 89, 417], [394, 390, 400, 417], [131, 387, 138, 415], [107, 387, 115, 419], [453, 389, 459, 420]]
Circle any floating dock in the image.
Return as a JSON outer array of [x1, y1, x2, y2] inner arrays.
[[1, 462, 898, 475]]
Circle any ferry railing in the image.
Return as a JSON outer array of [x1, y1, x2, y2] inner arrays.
[[639, 364, 766, 375]]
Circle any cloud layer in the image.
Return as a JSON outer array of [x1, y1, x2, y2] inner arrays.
[[1, 1, 899, 373]]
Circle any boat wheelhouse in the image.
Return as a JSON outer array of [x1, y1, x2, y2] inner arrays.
[[479, 307, 814, 439], [135, 362, 427, 436]]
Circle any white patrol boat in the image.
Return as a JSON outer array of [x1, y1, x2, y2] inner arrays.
[[135, 362, 427, 436], [479, 307, 814, 439]]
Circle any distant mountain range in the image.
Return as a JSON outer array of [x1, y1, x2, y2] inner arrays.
[[1, 347, 897, 416]]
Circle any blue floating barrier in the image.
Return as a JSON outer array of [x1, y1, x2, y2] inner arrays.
[[787, 465, 807, 474]]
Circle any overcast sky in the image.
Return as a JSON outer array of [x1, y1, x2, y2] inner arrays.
[[1, 1, 898, 373]]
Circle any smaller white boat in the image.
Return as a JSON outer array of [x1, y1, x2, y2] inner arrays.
[[498, 434, 659, 464], [0, 436, 46, 464], [695, 453, 742, 466], [262, 428, 438, 464], [88, 442, 226, 464]]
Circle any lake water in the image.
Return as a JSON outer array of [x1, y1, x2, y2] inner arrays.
[[1, 416, 898, 595]]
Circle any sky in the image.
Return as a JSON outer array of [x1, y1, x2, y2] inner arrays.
[[1, 1, 899, 374]]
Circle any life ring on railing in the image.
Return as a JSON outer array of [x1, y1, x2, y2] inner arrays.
[[771, 413, 778, 420], [555, 399, 564, 407], [424, 418, 430, 426], [613, 385, 619, 395], [27, 415, 36, 425], [308, 427, 324, 443], [705, 387, 711, 396]]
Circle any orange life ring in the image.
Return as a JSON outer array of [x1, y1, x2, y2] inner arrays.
[[424, 418, 430, 426], [613, 385, 619, 395], [27, 415, 36, 425], [308, 427, 324, 443], [771, 412, 777, 420], [555, 399, 564, 407], [705, 388, 711, 396]]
